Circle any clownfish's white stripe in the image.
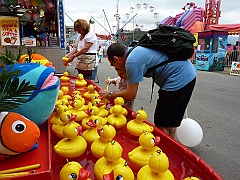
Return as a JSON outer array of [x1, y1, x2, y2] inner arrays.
[[0, 112, 20, 156]]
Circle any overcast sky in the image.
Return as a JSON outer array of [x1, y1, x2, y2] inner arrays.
[[63, 0, 240, 42]]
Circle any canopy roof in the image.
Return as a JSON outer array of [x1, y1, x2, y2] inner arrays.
[[208, 24, 240, 35]]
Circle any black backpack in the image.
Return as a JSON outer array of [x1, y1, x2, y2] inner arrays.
[[127, 25, 196, 102], [127, 25, 196, 70]]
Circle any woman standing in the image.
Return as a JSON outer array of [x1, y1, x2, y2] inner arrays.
[[66, 19, 98, 81]]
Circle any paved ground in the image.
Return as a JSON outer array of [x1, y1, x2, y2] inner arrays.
[[67, 58, 240, 180]]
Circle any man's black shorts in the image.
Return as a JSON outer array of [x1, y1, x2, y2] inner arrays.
[[154, 78, 196, 127]]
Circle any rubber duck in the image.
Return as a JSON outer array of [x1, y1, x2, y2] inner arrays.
[[94, 140, 126, 180], [128, 132, 161, 168], [127, 107, 154, 137], [137, 150, 174, 180], [82, 116, 108, 145], [109, 97, 128, 116], [54, 123, 87, 158], [92, 98, 109, 118], [91, 124, 116, 158], [75, 73, 87, 87], [106, 105, 127, 129], [83, 84, 100, 100], [60, 161, 91, 180], [60, 71, 70, 82], [61, 86, 72, 100], [69, 99, 89, 122], [103, 161, 134, 180], [51, 111, 80, 138], [55, 90, 69, 107], [81, 103, 106, 130], [50, 104, 67, 125]]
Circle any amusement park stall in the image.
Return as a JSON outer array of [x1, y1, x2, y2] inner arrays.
[[195, 30, 228, 71], [0, 0, 66, 73]]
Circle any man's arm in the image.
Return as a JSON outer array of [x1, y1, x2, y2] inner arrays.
[[99, 83, 139, 101]]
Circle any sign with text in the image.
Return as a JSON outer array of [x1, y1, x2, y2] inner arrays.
[[0, 16, 20, 46], [230, 61, 240, 76]]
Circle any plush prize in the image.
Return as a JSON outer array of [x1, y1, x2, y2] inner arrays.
[[19, 53, 54, 68], [0, 63, 60, 126], [0, 112, 40, 160]]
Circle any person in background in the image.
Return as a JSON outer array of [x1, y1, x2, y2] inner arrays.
[[99, 42, 196, 139], [98, 46, 104, 63], [228, 45, 239, 62], [65, 19, 98, 81]]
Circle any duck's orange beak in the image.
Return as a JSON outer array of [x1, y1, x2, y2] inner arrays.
[[97, 127, 103, 135], [155, 136, 161, 146], [103, 170, 114, 180], [131, 111, 136, 118], [70, 114, 77, 121], [78, 167, 90, 180], [77, 126, 83, 135], [97, 101, 105, 107], [86, 119, 96, 127], [84, 109, 91, 115]]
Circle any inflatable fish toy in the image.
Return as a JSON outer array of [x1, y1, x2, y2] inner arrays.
[[0, 63, 60, 126], [19, 54, 54, 67], [0, 112, 40, 159]]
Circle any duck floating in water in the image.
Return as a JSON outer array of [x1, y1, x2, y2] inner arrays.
[[109, 97, 128, 116], [82, 116, 108, 145], [60, 71, 70, 82], [51, 111, 79, 139], [94, 140, 126, 180], [54, 123, 87, 158], [127, 107, 154, 137], [69, 99, 89, 122], [107, 105, 127, 129], [137, 150, 174, 180], [81, 103, 106, 130], [50, 104, 67, 125], [83, 84, 99, 100], [103, 161, 134, 180], [91, 124, 116, 159], [55, 90, 69, 107], [60, 161, 91, 180], [75, 73, 87, 87], [0, 112, 40, 159], [128, 132, 161, 168]]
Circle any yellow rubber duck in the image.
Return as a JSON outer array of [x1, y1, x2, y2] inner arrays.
[[82, 116, 108, 145], [137, 150, 174, 180], [103, 161, 134, 180], [81, 103, 106, 130], [107, 105, 127, 129], [92, 98, 109, 118], [128, 132, 161, 168], [50, 104, 67, 125], [61, 86, 72, 100], [69, 99, 89, 122], [127, 107, 154, 137], [75, 73, 87, 87], [94, 140, 126, 180], [55, 90, 69, 107], [91, 124, 116, 158], [54, 123, 87, 158], [60, 71, 70, 82], [60, 161, 91, 180], [83, 84, 100, 100], [109, 97, 128, 116], [51, 111, 79, 139]]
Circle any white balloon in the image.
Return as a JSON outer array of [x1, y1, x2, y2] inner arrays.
[[176, 118, 203, 147]]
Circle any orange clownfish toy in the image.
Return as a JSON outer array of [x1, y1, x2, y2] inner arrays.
[[0, 112, 40, 159], [19, 53, 54, 67]]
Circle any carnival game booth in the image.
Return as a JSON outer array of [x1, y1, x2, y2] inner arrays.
[[0, 73, 223, 180], [0, 0, 66, 73], [196, 30, 228, 71]]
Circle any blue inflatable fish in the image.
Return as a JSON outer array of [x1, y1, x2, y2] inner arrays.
[[1, 63, 60, 126]]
